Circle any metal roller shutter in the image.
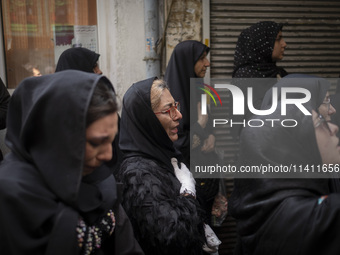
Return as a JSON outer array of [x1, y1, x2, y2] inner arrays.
[[209, 1, 340, 254]]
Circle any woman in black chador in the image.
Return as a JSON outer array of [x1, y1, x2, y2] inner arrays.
[[233, 21, 288, 79], [229, 75, 340, 255], [0, 70, 143, 254], [118, 78, 219, 254], [164, 41, 220, 226], [164, 40, 213, 166], [56, 47, 123, 176]]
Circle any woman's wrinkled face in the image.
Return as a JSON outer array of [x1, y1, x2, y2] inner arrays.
[[272, 31, 287, 62], [154, 89, 182, 142], [83, 113, 118, 176], [194, 51, 210, 78], [313, 110, 340, 164], [318, 92, 336, 121]]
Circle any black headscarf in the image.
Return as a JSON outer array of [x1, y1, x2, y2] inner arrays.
[[6, 70, 117, 207], [55, 47, 100, 73], [233, 21, 288, 78], [119, 77, 182, 171], [229, 75, 340, 254], [0, 70, 118, 253]]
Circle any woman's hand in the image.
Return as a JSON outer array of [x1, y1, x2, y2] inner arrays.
[[201, 134, 215, 153], [197, 102, 208, 128], [171, 158, 196, 197]]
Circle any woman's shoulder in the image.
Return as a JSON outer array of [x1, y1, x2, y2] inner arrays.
[[119, 156, 170, 177]]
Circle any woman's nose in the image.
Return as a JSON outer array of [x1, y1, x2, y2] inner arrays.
[[97, 143, 113, 162], [174, 108, 182, 120]]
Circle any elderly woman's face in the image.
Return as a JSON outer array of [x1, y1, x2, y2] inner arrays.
[[313, 110, 340, 164], [318, 92, 336, 121], [154, 89, 182, 142], [194, 51, 210, 78]]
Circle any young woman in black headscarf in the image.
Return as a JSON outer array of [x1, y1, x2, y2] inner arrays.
[[229, 74, 340, 255], [164, 40, 212, 166], [0, 70, 144, 254], [164, 40, 221, 227], [231, 21, 288, 137], [118, 77, 220, 254], [233, 21, 288, 79], [55, 47, 123, 176]]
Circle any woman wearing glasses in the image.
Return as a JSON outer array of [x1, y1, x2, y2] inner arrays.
[[229, 75, 340, 254], [118, 78, 217, 254]]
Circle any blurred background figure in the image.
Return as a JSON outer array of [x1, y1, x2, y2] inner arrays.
[[55, 47, 102, 74], [230, 75, 340, 255]]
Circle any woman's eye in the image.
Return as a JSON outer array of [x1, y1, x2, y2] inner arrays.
[[89, 141, 100, 147]]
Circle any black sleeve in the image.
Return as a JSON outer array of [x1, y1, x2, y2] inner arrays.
[[120, 159, 205, 255]]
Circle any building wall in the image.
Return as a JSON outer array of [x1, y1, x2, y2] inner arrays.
[[97, 0, 147, 102], [164, 0, 202, 73]]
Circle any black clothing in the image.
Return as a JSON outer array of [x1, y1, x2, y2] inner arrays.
[[55, 47, 123, 176], [0, 71, 143, 254], [233, 21, 288, 79], [0, 78, 10, 161], [118, 77, 206, 254], [229, 75, 340, 254], [55, 47, 100, 73], [119, 156, 205, 255]]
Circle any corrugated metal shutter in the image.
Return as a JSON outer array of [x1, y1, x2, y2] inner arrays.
[[209, 1, 340, 254]]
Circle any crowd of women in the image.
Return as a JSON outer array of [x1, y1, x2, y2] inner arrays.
[[0, 20, 339, 255]]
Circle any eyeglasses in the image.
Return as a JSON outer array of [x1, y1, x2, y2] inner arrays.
[[154, 102, 180, 120], [315, 114, 332, 134]]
